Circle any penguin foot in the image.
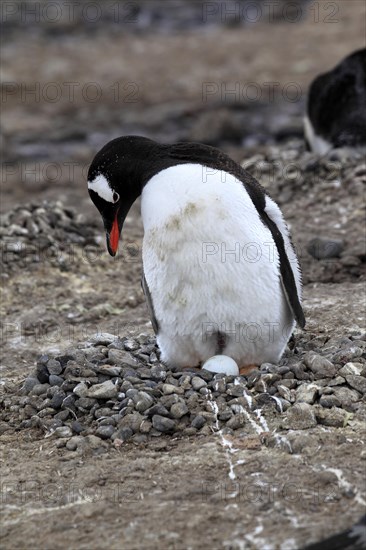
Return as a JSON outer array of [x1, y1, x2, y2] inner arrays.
[[239, 364, 258, 376]]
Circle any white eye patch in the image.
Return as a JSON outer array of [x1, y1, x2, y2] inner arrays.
[[88, 174, 114, 203]]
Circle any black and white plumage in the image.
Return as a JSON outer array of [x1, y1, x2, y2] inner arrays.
[[304, 48, 366, 154], [87, 136, 305, 369]]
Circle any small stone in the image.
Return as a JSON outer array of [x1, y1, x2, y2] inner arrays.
[[135, 392, 155, 413], [332, 347, 363, 365], [139, 420, 152, 434], [112, 426, 134, 441], [314, 406, 348, 427], [89, 332, 117, 346], [86, 380, 118, 399], [36, 359, 49, 383], [47, 359, 63, 375], [54, 426, 73, 438], [145, 404, 171, 417], [332, 387, 361, 408], [339, 362, 364, 376], [95, 365, 122, 377], [76, 397, 96, 410], [21, 376, 39, 394], [152, 415, 176, 433], [307, 237, 344, 260], [124, 339, 139, 351], [304, 353, 336, 378], [71, 421, 85, 434], [49, 391, 65, 409], [96, 425, 115, 439], [150, 364, 167, 381], [108, 349, 137, 367], [170, 402, 189, 419], [31, 384, 48, 396], [162, 383, 183, 395], [66, 436, 84, 451], [218, 409, 233, 421], [191, 415, 206, 429], [49, 375, 64, 387], [295, 383, 319, 404], [73, 382, 89, 397], [345, 375, 366, 394], [226, 383, 245, 397], [277, 384, 293, 402], [191, 377, 207, 391], [282, 403, 317, 430], [319, 395, 341, 408], [226, 414, 246, 430], [61, 394, 76, 410]]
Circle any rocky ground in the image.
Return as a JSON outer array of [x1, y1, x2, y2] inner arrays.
[[1, 2, 366, 549]]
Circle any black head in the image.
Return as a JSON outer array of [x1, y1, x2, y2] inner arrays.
[[87, 136, 163, 256]]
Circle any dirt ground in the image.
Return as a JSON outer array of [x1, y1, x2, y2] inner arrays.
[[1, 2, 366, 549]]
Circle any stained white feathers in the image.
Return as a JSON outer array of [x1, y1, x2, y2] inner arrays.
[[141, 164, 302, 368]]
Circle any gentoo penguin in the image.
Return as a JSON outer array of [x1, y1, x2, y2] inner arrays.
[[87, 136, 305, 373], [304, 48, 366, 154]]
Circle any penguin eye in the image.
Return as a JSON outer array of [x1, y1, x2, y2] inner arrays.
[[112, 191, 120, 203]]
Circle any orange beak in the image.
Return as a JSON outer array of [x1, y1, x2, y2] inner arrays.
[[107, 211, 120, 256]]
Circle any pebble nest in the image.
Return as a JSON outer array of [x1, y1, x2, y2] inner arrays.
[[1, 329, 365, 452]]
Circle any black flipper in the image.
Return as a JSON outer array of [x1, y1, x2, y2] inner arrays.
[[141, 272, 159, 335], [261, 210, 305, 329]]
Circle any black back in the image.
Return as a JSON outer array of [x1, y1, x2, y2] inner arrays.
[[307, 48, 366, 147]]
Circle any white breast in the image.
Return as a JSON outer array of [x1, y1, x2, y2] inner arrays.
[[141, 164, 300, 369]]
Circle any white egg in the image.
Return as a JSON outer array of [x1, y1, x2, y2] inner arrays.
[[202, 355, 239, 376]]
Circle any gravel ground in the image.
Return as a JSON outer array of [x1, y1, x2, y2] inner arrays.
[[1, 2, 366, 549]]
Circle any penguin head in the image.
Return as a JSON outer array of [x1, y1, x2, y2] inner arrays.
[[87, 136, 159, 256]]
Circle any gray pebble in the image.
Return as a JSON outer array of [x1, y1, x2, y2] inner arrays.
[[71, 421, 85, 434], [66, 436, 85, 451], [295, 383, 319, 404], [319, 395, 341, 408], [115, 427, 134, 441], [170, 402, 189, 419], [54, 426, 73, 438], [135, 391, 155, 413], [282, 403, 317, 430], [162, 383, 184, 395], [89, 333, 117, 346], [108, 349, 137, 367], [304, 352, 336, 378], [314, 405, 347, 427], [47, 359, 63, 375], [307, 237, 344, 260], [339, 362, 364, 376], [73, 381, 89, 397], [95, 365, 122, 377], [191, 377, 207, 391], [86, 380, 118, 399], [226, 414, 245, 430], [345, 375, 366, 394], [145, 404, 171, 417], [191, 415, 206, 429], [21, 376, 39, 394], [49, 375, 64, 387], [124, 339, 139, 351], [150, 364, 167, 381], [152, 414, 176, 433], [96, 425, 115, 439]]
